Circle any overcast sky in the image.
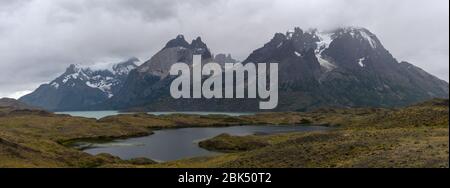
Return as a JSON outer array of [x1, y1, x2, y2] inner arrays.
[[0, 0, 448, 98]]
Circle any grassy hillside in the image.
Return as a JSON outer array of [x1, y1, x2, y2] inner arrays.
[[155, 99, 449, 168], [0, 98, 448, 168]]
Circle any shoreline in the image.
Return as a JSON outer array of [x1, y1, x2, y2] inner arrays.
[[0, 98, 448, 168]]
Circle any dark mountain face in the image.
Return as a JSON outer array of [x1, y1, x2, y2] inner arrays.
[[191, 37, 213, 60], [22, 27, 449, 112], [240, 27, 449, 110], [105, 35, 215, 109], [163, 35, 191, 49], [109, 27, 447, 112], [214, 53, 238, 67], [19, 58, 139, 111]]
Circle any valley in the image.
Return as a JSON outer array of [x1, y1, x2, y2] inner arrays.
[[0, 98, 448, 168], [19, 27, 449, 112]]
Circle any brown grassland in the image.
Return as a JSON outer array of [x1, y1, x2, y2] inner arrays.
[[0, 99, 448, 168]]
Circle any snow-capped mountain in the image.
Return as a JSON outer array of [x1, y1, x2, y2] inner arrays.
[[243, 27, 384, 73], [137, 35, 213, 78], [242, 27, 448, 110], [107, 35, 216, 109], [102, 28, 447, 112], [19, 58, 139, 111], [20, 27, 449, 112]]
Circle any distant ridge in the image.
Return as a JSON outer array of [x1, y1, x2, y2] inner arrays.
[[0, 98, 39, 110], [19, 58, 140, 111], [21, 27, 449, 112]]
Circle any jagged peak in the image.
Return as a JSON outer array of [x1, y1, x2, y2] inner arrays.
[[192, 36, 202, 42], [65, 64, 83, 74], [266, 28, 321, 50], [164, 34, 190, 49], [113, 58, 140, 75], [113, 57, 139, 67], [269, 33, 287, 44], [265, 26, 381, 51], [338, 26, 371, 32], [214, 53, 238, 64], [162, 35, 211, 53], [63, 58, 139, 78], [49, 58, 138, 96], [190, 36, 207, 48], [280, 26, 377, 40], [176, 34, 185, 39], [332, 26, 380, 48], [190, 36, 212, 58], [286, 27, 307, 40]]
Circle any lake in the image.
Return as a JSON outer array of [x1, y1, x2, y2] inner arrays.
[[55, 111, 255, 119], [74, 125, 330, 162]]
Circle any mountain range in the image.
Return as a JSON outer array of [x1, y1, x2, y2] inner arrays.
[[20, 58, 139, 111], [20, 27, 449, 112], [0, 97, 39, 110]]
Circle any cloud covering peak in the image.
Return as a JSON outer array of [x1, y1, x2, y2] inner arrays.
[[0, 0, 448, 98]]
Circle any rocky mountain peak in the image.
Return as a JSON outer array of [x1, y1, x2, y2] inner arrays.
[[251, 27, 389, 71], [190, 37, 206, 48], [264, 28, 321, 53], [317, 27, 394, 70], [65, 64, 82, 74], [332, 27, 381, 49], [19, 58, 139, 111], [191, 36, 203, 44], [285, 27, 309, 40], [271, 33, 287, 43], [176, 34, 185, 39], [214, 53, 238, 66], [164, 34, 190, 49], [161, 35, 211, 57], [20, 26, 449, 112], [136, 35, 213, 78], [113, 57, 140, 76], [190, 36, 210, 56]]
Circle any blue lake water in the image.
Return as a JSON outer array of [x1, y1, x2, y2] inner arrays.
[[55, 111, 255, 119], [74, 125, 330, 162]]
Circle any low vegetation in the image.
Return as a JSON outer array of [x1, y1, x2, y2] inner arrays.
[[156, 99, 449, 168], [0, 98, 448, 168]]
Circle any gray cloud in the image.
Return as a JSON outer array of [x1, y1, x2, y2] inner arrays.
[[0, 0, 448, 98]]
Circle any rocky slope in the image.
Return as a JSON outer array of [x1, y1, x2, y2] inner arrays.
[[19, 58, 139, 111], [0, 98, 447, 167], [104, 35, 217, 110], [107, 27, 448, 111], [240, 27, 449, 110], [214, 53, 238, 67], [21, 27, 449, 112]]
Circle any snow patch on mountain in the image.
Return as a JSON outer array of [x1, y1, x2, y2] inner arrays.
[[276, 42, 283, 48], [358, 57, 366, 67], [86, 80, 114, 98], [113, 64, 137, 75], [49, 58, 138, 98], [359, 30, 377, 48], [314, 31, 336, 71], [341, 27, 378, 49], [286, 29, 295, 40], [50, 82, 59, 89], [62, 71, 88, 83]]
